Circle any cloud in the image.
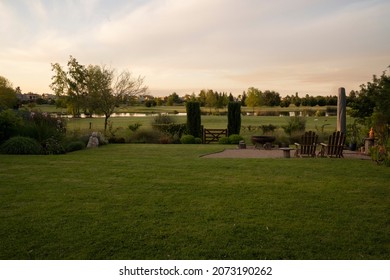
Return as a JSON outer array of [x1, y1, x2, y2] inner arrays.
[[0, 0, 389, 95]]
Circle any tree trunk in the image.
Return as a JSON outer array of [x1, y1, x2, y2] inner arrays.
[[104, 115, 109, 131]]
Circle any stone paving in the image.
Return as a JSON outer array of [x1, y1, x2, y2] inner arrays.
[[202, 146, 372, 160]]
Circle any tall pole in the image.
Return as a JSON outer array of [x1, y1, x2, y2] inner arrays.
[[337, 87, 346, 134]]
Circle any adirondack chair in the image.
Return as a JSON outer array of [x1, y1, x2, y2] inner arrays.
[[294, 131, 318, 157], [318, 131, 346, 158]]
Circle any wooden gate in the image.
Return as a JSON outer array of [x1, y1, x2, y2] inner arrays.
[[203, 128, 227, 144]]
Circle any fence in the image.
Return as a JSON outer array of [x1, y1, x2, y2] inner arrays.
[[202, 128, 228, 144]]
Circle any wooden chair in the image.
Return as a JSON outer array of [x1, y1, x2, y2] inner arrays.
[[318, 131, 346, 158], [294, 131, 318, 157]]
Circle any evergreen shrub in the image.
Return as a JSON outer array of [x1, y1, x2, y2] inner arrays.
[[228, 102, 241, 136], [186, 102, 201, 138]]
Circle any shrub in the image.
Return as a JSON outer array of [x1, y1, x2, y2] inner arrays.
[[218, 136, 230, 144], [128, 122, 142, 132], [0, 136, 43, 155], [152, 123, 187, 139], [260, 124, 277, 135], [130, 129, 162, 144], [42, 137, 66, 154], [19, 111, 67, 143], [66, 141, 86, 152], [195, 137, 202, 144], [108, 137, 126, 143], [228, 134, 243, 144], [282, 116, 306, 136], [153, 114, 175, 125], [180, 135, 196, 144], [96, 133, 108, 146], [0, 109, 23, 144]]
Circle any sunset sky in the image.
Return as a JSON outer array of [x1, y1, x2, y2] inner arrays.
[[1, 0, 389, 97]]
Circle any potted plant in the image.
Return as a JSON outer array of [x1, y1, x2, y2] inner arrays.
[[347, 121, 360, 151]]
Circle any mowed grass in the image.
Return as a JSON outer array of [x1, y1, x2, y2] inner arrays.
[[0, 144, 389, 260]]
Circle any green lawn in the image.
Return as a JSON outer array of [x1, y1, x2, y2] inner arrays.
[[0, 144, 389, 260]]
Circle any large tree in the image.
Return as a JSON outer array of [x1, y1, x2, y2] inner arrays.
[[0, 76, 18, 110], [349, 66, 390, 143], [87, 66, 148, 130], [50, 56, 148, 129], [50, 56, 88, 116]]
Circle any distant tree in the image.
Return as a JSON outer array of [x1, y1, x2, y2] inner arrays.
[[196, 90, 206, 106], [166, 92, 182, 106], [204, 89, 217, 112], [263, 90, 281, 106], [0, 76, 18, 110], [245, 87, 262, 112], [228, 93, 234, 102], [280, 96, 291, 108], [316, 96, 327, 106], [239, 91, 247, 106]]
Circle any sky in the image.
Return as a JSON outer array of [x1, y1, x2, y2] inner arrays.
[[1, 0, 389, 97]]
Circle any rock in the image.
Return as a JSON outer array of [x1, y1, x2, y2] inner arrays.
[[87, 132, 99, 148]]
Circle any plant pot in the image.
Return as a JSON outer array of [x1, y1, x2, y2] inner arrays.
[[349, 143, 357, 151]]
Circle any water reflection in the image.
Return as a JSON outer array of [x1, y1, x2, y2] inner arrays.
[[64, 112, 187, 118]]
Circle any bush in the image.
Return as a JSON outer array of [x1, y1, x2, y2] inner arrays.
[[66, 141, 86, 152], [152, 123, 187, 139], [282, 116, 306, 136], [0, 136, 43, 155], [153, 114, 175, 125], [218, 136, 230, 144], [260, 124, 277, 135], [108, 137, 126, 143], [180, 135, 196, 144], [128, 122, 142, 132], [19, 111, 67, 143], [195, 137, 202, 144], [130, 129, 162, 143], [0, 109, 23, 144], [42, 137, 66, 154], [228, 134, 243, 144]]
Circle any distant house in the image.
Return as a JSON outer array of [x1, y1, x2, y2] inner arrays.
[[42, 93, 57, 101], [16, 92, 40, 102]]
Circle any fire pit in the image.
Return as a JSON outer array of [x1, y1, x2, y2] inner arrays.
[[251, 136, 276, 149]]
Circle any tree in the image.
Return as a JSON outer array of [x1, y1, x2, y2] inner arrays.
[[51, 56, 148, 129], [228, 102, 241, 136], [50, 56, 87, 116], [263, 90, 281, 106], [186, 101, 201, 138], [350, 66, 390, 143], [205, 89, 217, 112], [87, 66, 148, 131], [167, 92, 181, 106], [245, 87, 262, 112], [0, 76, 18, 110]]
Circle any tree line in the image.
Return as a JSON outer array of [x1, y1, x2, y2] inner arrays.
[[144, 88, 339, 110]]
